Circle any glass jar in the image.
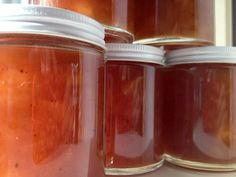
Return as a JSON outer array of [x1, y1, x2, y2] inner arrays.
[[28, 0, 134, 43], [133, 0, 215, 50], [163, 47, 236, 171], [0, 5, 105, 177], [104, 44, 164, 175]]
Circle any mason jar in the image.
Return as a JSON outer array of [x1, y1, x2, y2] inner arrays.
[[163, 47, 236, 171], [103, 44, 164, 175], [0, 5, 105, 177]]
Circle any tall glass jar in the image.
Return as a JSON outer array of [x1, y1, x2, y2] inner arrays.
[[133, 0, 215, 50], [0, 5, 105, 177], [28, 0, 135, 43], [104, 44, 164, 175], [163, 47, 236, 171]]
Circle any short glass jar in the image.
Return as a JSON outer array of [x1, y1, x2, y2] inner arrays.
[[163, 47, 236, 171], [133, 0, 215, 50], [0, 5, 105, 177], [29, 0, 134, 43], [104, 44, 164, 175]]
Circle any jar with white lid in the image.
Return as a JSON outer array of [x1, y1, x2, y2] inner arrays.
[[163, 47, 236, 171], [0, 5, 105, 177], [103, 43, 164, 175]]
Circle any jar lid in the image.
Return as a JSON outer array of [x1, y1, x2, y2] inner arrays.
[[0, 5, 105, 49], [106, 43, 164, 65], [166, 46, 236, 65]]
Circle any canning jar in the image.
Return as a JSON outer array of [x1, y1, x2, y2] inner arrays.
[[104, 44, 164, 175], [29, 0, 134, 43], [0, 5, 105, 177], [163, 47, 236, 171], [133, 0, 215, 50]]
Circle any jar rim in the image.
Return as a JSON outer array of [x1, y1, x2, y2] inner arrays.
[[106, 43, 165, 65], [104, 25, 134, 43], [0, 5, 105, 49], [166, 46, 236, 65]]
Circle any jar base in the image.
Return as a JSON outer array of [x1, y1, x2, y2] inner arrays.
[[165, 154, 236, 172], [134, 37, 214, 50], [104, 160, 164, 176]]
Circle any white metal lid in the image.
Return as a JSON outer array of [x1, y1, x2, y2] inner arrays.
[[166, 46, 236, 65], [106, 43, 164, 65], [0, 5, 105, 49]]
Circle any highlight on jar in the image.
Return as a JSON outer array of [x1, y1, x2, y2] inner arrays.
[[162, 47, 236, 171], [0, 5, 105, 177], [103, 43, 165, 175], [133, 0, 215, 50], [28, 0, 134, 43]]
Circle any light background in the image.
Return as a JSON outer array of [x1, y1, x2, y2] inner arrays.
[[215, 0, 232, 46]]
